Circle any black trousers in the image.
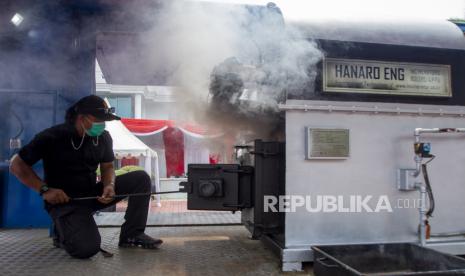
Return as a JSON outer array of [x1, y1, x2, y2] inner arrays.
[[48, 170, 152, 259]]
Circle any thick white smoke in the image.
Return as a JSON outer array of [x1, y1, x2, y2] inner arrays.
[[99, 0, 324, 153], [141, 1, 322, 122]]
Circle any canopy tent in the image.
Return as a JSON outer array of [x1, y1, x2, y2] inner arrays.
[[121, 118, 223, 177], [105, 120, 161, 206]]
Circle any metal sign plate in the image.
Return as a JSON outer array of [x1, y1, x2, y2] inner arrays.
[[323, 58, 452, 97], [306, 128, 350, 159]]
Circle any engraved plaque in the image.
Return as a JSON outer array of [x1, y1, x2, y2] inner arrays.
[[306, 128, 350, 159]]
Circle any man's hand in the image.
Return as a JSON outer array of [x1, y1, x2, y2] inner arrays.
[[99, 161, 116, 204], [98, 184, 115, 204], [42, 188, 70, 205]]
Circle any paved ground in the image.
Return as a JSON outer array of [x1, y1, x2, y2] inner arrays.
[[116, 200, 193, 213], [94, 211, 241, 226], [0, 226, 313, 276], [100, 199, 242, 227]]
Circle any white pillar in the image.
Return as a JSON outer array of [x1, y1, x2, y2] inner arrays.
[[134, 94, 142, 119]]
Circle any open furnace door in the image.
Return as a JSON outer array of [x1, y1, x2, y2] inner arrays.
[[180, 140, 285, 239], [180, 164, 254, 211]]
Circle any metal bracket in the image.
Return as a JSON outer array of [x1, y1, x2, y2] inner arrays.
[[222, 169, 252, 174], [179, 181, 192, 193], [250, 150, 279, 157], [397, 169, 418, 191], [222, 203, 245, 208]]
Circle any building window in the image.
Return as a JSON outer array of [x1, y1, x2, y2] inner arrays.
[[107, 96, 133, 118]]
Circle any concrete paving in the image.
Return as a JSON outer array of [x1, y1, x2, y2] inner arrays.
[[94, 211, 241, 227], [0, 226, 314, 276]]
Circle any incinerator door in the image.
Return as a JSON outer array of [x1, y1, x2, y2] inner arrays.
[[180, 164, 254, 211]]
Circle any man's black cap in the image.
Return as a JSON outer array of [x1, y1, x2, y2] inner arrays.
[[74, 95, 121, 121]]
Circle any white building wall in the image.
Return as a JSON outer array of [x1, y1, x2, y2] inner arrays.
[[285, 100, 465, 250]]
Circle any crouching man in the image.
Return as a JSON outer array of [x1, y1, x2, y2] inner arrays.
[[9, 95, 162, 259]]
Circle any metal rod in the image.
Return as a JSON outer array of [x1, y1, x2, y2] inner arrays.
[[279, 103, 465, 117], [413, 127, 465, 177], [415, 128, 465, 136], [430, 231, 465, 238], [416, 182, 427, 246], [71, 190, 182, 201]]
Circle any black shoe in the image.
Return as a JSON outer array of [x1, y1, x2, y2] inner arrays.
[[119, 233, 163, 249], [53, 237, 63, 249]]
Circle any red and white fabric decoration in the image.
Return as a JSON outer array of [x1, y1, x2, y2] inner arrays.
[[121, 118, 223, 178], [121, 118, 174, 136]]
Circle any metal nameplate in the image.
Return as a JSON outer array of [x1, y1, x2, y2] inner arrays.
[[323, 58, 452, 97], [306, 128, 350, 159]]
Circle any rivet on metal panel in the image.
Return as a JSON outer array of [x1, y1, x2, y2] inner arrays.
[[374, 106, 379, 114]]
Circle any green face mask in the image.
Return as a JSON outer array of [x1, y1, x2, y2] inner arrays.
[[85, 121, 106, 137]]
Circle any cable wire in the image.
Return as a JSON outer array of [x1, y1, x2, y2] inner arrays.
[[422, 155, 435, 218], [10, 109, 24, 139]]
